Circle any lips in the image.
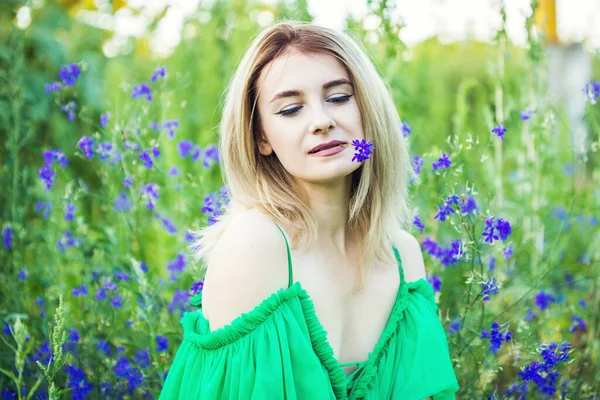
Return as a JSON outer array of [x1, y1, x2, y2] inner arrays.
[[309, 140, 346, 154]]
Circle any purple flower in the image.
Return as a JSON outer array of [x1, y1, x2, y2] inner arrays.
[[114, 191, 132, 213], [401, 121, 412, 137], [413, 215, 425, 234], [150, 121, 160, 131], [583, 80, 600, 104], [115, 271, 129, 282], [150, 66, 166, 82], [520, 108, 534, 121], [491, 123, 506, 141], [134, 347, 150, 369], [460, 196, 478, 214], [103, 281, 117, 291], [434, 194, 460, 222], [3, 322, 11, 335], [428, 275, 441, 292], [448, 316, 461, 335], [45, 81, 63, 93], [110, 295, 123, 309], [43, 149, 69, 168], [168, 166, 179, 176], [481, 276, 500, 302], [100, 113, 111, 128], [156, 336, 169, 352], [77, 136, 95, 159], [35, 201, 52, 219], [60, 101, 77, 121], [184, 230, 194, 243], [351, 139, 375, 162], [534, 289, 556, 311], [132, 82, 152, 102], [114, 356, 131, 377], [124, 176, 133, 188], [18, 269, 28, 281], [161, 216, 178, 235], [139, 150, 154, 169], [167, 253, 187, 280], [168, 290, 190, 316], [96, 142, 114, 162], [202, 145, 220, 166], [72, 284, 88, 297], [2, 227, 13, 250], [432, 153, 451, 171], [503, 245, 513, 260], [39, 166, 56, 191], [95, 288, 107, 301], [98, 340, 111, 356], [152, 146, 160, 158], [481, 321, 512, 355], [65, 201, 75, 221], [58, 63, 81, 86], [140, 183, 160, 210], [568, 314, 587, 333], [488, 256, 496, 272], [517, 342, 571, 396], [482, 216, 512, 244], [163, 120, 179, 139], [178, 140, 194, 158], [190, 280, 204, 295], [412, 155, 424, 175], [525, 308, 537, 322]]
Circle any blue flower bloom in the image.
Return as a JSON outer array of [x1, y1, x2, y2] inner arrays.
[[115, 271, 129, 282], [481, 276, 500, 302], [132, 82, 152, 102], [58, 63, 81, 86], [114, 191, 132, 213], [141, 183, 160, 210], [35, 201, 52, 219], [351, 139, 375, 162], [568, 314, 587, 333], [401, 121, 412, 137], [60, 101, 77, 121], [481, 321, 512, 355], [163, 119, 179, 139], [583, 80, 599, 104], [167, 253, 187, 280], [520, 108, 534, 121], [151, 66, 166, 82], [411, 155, 424, 175], [168, 290, 190, 316], [110, 295, 123, 309], [72, 284, 88, 297], [503, 245, 513, 260], [45, 81, 63, 93], [460, 195, 478, 214], [98, 340, 111, 356], [77, 136, 95, 159], [428, 275, 441, 292], [18, 269, 28, 281], [139, 150, 154, 169], [413, 215, 425, 234], [65, 201, 75, 221], [482, 216, 512, 244], [517, 342, 571, 396], [124, 176, 133, 188], [39, 166, 56, 192], [2, 227, 13, 250], [134, 347, 150, 369], [448, 316, 461, 335], [100, 113, 111, 128], [534, 289, 556, 311], [491, 123, 506, 141], [178, 140, 194, 158], [156, 336, 169, 352]]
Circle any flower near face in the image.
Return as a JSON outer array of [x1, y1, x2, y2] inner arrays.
[[350, 139, 374, 162]]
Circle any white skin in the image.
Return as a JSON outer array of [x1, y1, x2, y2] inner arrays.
[[256, 49, 366, 255]]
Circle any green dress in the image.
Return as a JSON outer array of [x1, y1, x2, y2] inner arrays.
[[159, 222, 460, 399]]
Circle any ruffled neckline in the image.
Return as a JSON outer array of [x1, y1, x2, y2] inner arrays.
[[182, 277, 434, 400]]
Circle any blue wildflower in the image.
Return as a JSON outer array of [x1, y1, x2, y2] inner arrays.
[[167, 253, 186, 280], [163, 120, 179, 139], [45, 81, 63, 93], [156, 336, 169, 352], [448, 316, 461, 335], [481, 321, 512, 355], [65, 201, 75, 221], [35, 201, 52, 219], [520, 108, 534, 121], [72, 284, 88, 297], [2, 227, 13, 250], [178, 140, 194, 158], [568, 315, 586, 333], [491, 122, 506, 141], [115, 271, 129, 282], [114, 191, 132, 213], [60, 101, 77, 121], [18, 269, 28, 281], [583, 80, 599, 104], [77, 136, 95, 159], [100, 113, 110, 128], [428, 275, 441, 292], [351, 139, 375, 162], [110, 295, 123, 309], [503, 245, 513, 260], [432, 153, 451, 171], [413, 215, 425, 234], [481, 276, 500, 302], [168, 290, 190, 316], [124, 176, 133, 188], [534, 290, 556, 311], [139, 150, 154, 169], [168, 166, 179, 176], [98, 340, 111, 356], [58, 63, 81, 86], [141, 183, 160, 210], [39, 167, 56, 191], [151, 66, 166, 82], [401, 121, 412, 137], [132, 82, 152, 102], [152, 146, 160, 158], [460, 195, 478, 214], [412, 155, 424, 175]]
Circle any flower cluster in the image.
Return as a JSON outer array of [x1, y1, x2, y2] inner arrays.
[[45, 62, 81, 93], [482, 216, 512, 244], [132, 66, 167, 102], [351, 139, 375, 162], [201, 186, 230, 225], [515, 342, 572, 397], [432, 153, 451, 171], [481, 276, 500, 301], [422, 237, 465, 267], [401, 121, 412, 137], [481, 321, 512, 354]]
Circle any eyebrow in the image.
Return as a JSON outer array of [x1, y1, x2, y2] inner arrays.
[[268, 78, 353, 104]]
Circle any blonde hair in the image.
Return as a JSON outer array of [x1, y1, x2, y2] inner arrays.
[[188, 20, 417, 293]]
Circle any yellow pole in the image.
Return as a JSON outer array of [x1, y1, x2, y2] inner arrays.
[[534, 0, 558, 44]]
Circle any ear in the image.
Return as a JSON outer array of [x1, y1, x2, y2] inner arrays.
[[257, 133, 273, 156]]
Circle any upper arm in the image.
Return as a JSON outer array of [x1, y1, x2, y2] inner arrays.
[[396, 230, 428, 283], [201, 209, 290, 331]]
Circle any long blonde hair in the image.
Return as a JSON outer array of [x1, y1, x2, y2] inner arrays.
[[188, 20, 417, 293]]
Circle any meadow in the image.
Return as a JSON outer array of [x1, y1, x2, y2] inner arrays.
[[1, 0, 599, 399]]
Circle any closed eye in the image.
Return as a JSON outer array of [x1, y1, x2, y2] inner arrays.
[[275, 94, 354, 117]]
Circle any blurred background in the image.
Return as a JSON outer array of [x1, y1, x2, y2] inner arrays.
[[1, 0, 599, 399]]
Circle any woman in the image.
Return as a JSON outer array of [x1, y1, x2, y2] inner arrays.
[[159, 20, 460, 400]]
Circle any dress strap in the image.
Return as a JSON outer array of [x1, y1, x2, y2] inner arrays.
[[392, 245, 405, 286], [273, 222, 293, 289]]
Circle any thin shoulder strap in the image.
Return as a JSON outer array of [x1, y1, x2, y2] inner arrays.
[[273, 222, 294, 289], [392, 245, 405, 286]]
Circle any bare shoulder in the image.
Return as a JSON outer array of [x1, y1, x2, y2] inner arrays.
[[201, 208, 290, 331], [395, 229, 428, 283]]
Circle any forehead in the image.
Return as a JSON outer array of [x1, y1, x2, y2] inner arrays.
[[257, 50, 349, 99]]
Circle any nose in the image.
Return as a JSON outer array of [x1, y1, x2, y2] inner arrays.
[[308, 102, 336, 134]]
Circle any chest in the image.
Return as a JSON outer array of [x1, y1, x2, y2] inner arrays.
[[290, 248, 401, 376]]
